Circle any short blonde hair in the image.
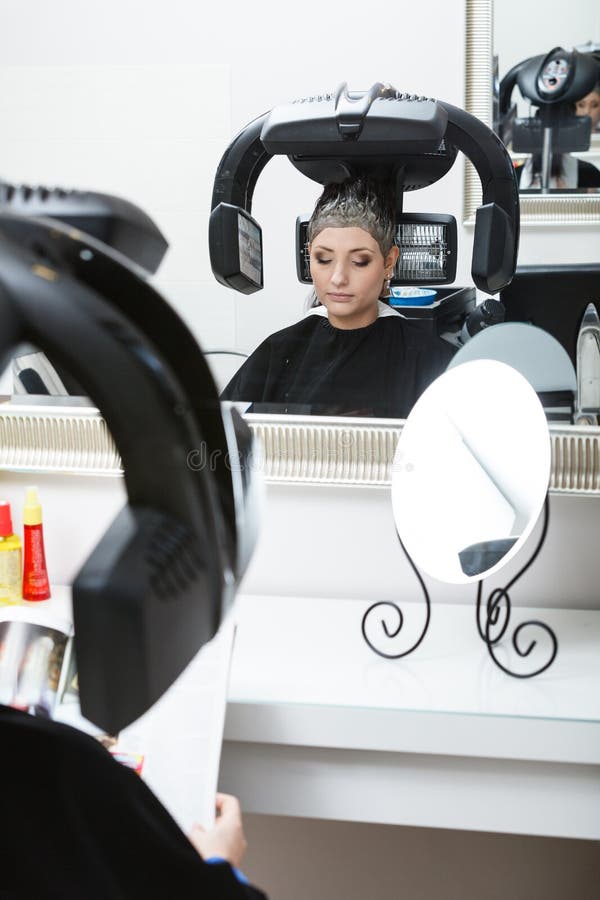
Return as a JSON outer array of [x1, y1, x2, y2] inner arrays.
[[307, 175, 396, 257]]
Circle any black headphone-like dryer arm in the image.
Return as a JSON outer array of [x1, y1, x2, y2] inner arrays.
[[0, 215, 231, 735], [211, 112, 273, 213], [440, 100, 520, 294]]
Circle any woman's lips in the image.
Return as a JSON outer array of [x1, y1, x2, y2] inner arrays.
[[328, 293, 353, 301]]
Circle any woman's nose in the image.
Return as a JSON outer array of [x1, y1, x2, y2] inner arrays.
[[330, 262, 349, 285]]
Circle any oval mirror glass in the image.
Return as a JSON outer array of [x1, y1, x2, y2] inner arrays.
[[392, 359, 551, 584]]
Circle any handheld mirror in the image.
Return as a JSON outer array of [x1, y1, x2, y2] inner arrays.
[[392, 358, 551, 584]]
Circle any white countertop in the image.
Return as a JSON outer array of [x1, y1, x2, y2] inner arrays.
[[13, 587, 600, 758], [225, 593, 600, 765], [221, 593, 600, 837]]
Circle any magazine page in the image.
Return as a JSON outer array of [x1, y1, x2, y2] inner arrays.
[[0, 602, 74, 718], [117, 612, 237, 833]]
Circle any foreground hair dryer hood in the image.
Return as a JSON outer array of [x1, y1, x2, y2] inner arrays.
[[0, 180, 169, 274], [0, 210, 256, 734], [209, 82, 520, 296]]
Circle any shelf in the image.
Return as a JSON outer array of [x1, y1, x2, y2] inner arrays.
[[225, 594, 600, 765], [221, 594, 600, 836]]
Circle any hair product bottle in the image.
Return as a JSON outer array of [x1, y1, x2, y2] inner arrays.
[[0, 501, 23, 605], [22, 486, 51, 602]]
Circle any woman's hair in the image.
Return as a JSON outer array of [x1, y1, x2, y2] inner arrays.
[[530, 151, 566, 180], [307, 175, 396, 257]]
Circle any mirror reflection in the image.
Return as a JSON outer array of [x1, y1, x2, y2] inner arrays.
[[221, 176, 457, 418], [447, 321, 577, 423], [391, 359, 551, 584], [494, 1, 600, 193], [9, 346, 83, 398], [0, 345, 88, 402]]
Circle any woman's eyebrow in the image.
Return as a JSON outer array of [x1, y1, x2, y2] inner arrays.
[[313, 245, 375, 253]]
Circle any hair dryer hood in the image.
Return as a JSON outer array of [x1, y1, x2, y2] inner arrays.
[[516, 47, 599, 106], [0, 210, 258, 734], [210, 81, 519, 295], [262, 83, 456, 190], [0, 180, 169, 274]]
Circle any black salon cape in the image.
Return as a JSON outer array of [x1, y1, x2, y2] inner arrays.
[[222, 313, 456, 418], [0, 705, 267, 900]]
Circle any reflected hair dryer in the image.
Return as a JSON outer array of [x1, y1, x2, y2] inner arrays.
[[498, 47, 600, 165], [209, 82, 520, 296]]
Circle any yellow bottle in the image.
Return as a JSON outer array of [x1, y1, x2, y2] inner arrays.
[[0, 500, 22, 605]]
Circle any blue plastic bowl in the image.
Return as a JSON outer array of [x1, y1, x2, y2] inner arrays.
[[389, 287, 438, 307]]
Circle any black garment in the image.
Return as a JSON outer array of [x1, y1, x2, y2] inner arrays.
[[222, 314, 456, 418], [0, 704, 266, 900], [515, 157, 600, 188], [577, 159, 600, 187]]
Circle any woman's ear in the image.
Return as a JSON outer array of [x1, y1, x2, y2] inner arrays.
[[386, 245, 400, 270]]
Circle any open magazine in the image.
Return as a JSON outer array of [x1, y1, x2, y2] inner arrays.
[[0, 606, 75, 717], [0, 591, 237, 833]]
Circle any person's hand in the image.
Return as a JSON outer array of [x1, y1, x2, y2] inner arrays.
[[189, 793, 248, 869]]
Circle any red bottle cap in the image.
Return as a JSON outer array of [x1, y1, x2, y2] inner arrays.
[[0, 501, 14, 537]]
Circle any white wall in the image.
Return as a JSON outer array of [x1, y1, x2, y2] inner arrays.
[[240, 483, 600, 610], [494, 0, 600, 80]]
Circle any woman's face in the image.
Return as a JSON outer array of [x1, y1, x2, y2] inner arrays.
[[309, 226, 399, 330], [575, 91, 600, 131]]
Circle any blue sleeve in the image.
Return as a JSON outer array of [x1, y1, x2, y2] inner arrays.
[[205, 856, 251, 885]]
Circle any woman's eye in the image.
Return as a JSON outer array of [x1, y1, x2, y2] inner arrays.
[[353, 259, 370, 268], [315, 257, 331, 265]]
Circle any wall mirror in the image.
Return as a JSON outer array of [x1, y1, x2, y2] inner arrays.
[[1, 0, 599, 485], [465, 0, 600, 224]]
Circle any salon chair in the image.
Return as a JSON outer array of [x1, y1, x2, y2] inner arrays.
[[204, 348, 250, 393]]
